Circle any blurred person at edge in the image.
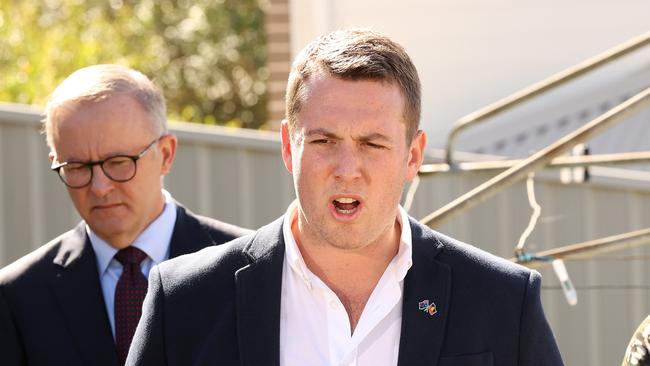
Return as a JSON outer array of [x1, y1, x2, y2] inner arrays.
[[623, 314, 650, 366], [0, 64, 251, 366], [128, 30, 564, 365]]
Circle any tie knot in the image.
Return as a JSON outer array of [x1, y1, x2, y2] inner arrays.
[[115, 246, 148, 266]]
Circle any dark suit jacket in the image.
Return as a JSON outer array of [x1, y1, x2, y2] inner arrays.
[[127, 216, 564, 366], [0, 203, 251, 366]]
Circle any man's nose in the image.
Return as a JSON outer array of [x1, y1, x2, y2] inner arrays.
[[333, 144, 363, 181], [89, 164, 114, 197]]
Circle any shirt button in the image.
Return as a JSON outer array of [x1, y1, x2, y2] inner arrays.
[[329, 300, 338, 309]]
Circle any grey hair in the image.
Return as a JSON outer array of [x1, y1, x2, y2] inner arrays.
[[44, 64, 167, 149]]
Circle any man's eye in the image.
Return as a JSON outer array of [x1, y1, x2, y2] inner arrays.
[[365, 142, 386, 149], [310, 139, 330, 144], [65, 164, 87, 172], [106, 157, 131, 167]]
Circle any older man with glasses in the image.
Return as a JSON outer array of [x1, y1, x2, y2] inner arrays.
[[0, 64, 251, 366]]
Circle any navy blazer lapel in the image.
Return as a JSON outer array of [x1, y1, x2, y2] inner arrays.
[[235, 218, 284, 366], [168, 204, 216, 258], [397, 218, 451, 366], [50, 223, 118, 366]]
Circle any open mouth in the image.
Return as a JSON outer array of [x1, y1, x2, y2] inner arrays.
[[332, 197, 360, 214]]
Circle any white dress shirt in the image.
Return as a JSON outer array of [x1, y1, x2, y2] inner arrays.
[[88, 189, 177, 338], [279, 200, 413, 366]]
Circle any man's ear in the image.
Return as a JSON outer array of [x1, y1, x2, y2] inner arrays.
[[280, 120, 294, 174], [159, 134, 178, 176], [406, 130, 426, 181]]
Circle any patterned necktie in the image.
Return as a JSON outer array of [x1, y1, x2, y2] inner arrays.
[[114, 246, 148, 365]]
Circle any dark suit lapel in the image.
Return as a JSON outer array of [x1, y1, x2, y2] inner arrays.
[[50, 223, 118, 366], [235, 218, 284, 366], [168, 204, 217, 258], [397, 219, 451, 366]]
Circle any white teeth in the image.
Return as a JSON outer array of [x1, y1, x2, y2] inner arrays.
[[336, 208, 354, 214], [335, 197, 357, 203]]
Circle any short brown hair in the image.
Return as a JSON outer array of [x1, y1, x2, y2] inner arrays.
[[285, 29, 421, 140]]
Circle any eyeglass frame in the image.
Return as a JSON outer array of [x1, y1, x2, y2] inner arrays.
[[51, 135, 167, 188]]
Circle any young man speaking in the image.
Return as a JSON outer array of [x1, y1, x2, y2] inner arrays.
[[128, 29, 564, 365]]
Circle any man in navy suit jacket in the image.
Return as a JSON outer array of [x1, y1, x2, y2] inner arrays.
[[0, 65, 250, 366], [128, 29, 564, 365]]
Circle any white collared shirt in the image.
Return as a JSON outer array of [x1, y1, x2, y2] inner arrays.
[[279, 200, 413, 366], [88, 189, 177, 338]]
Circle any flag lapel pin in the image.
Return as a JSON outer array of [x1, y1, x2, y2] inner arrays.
[[418, 299, 437, 316]]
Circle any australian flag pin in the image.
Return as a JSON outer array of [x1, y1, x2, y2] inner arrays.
[[419, 299, 437, 316]]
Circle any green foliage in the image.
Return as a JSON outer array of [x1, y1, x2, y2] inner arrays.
[[0, 0, 268, 129]]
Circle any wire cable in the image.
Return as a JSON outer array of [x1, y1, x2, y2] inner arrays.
[[515, 172, 542, 253], [543, 285, 650, 290], [403, 175, 420, 213]]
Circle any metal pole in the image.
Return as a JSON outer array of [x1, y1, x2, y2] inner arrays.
[[445, 30, 650, 166], [512, 228, 650, 270], [419, 151, 650, 174], [421, 86, 650, 228]]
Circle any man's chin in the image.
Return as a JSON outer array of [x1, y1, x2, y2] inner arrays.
[[87, 221, 130, 244], [321, 230, 370, 251]]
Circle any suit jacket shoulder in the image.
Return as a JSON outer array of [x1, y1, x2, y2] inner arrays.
[[158, 210, 273, 282], [416, 219, 531, 285], [158, 236, 252, 297], [0, 223, 118, 366], [402, 218, 563, 365], [169, 203, 252, 258], [0, 223, 86, 287], [128, 218, 282, 366], [180, 204, 253, 240]]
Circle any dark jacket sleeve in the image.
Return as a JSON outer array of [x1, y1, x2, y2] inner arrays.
[[0, 286, 26, 365], [518, 270, 564, 365], [126, 266, 166, 366]]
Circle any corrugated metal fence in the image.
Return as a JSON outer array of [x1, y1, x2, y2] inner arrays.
[[1, 103, 648, 365]]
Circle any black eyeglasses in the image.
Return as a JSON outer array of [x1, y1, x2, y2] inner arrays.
[[51, 136, 165, 188]]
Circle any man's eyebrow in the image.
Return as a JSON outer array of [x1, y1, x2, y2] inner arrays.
[[58, 149, 135, 163], [305, 128, 340, 139], [357, 133, 392, 143], [305, 129, 394, 143]]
